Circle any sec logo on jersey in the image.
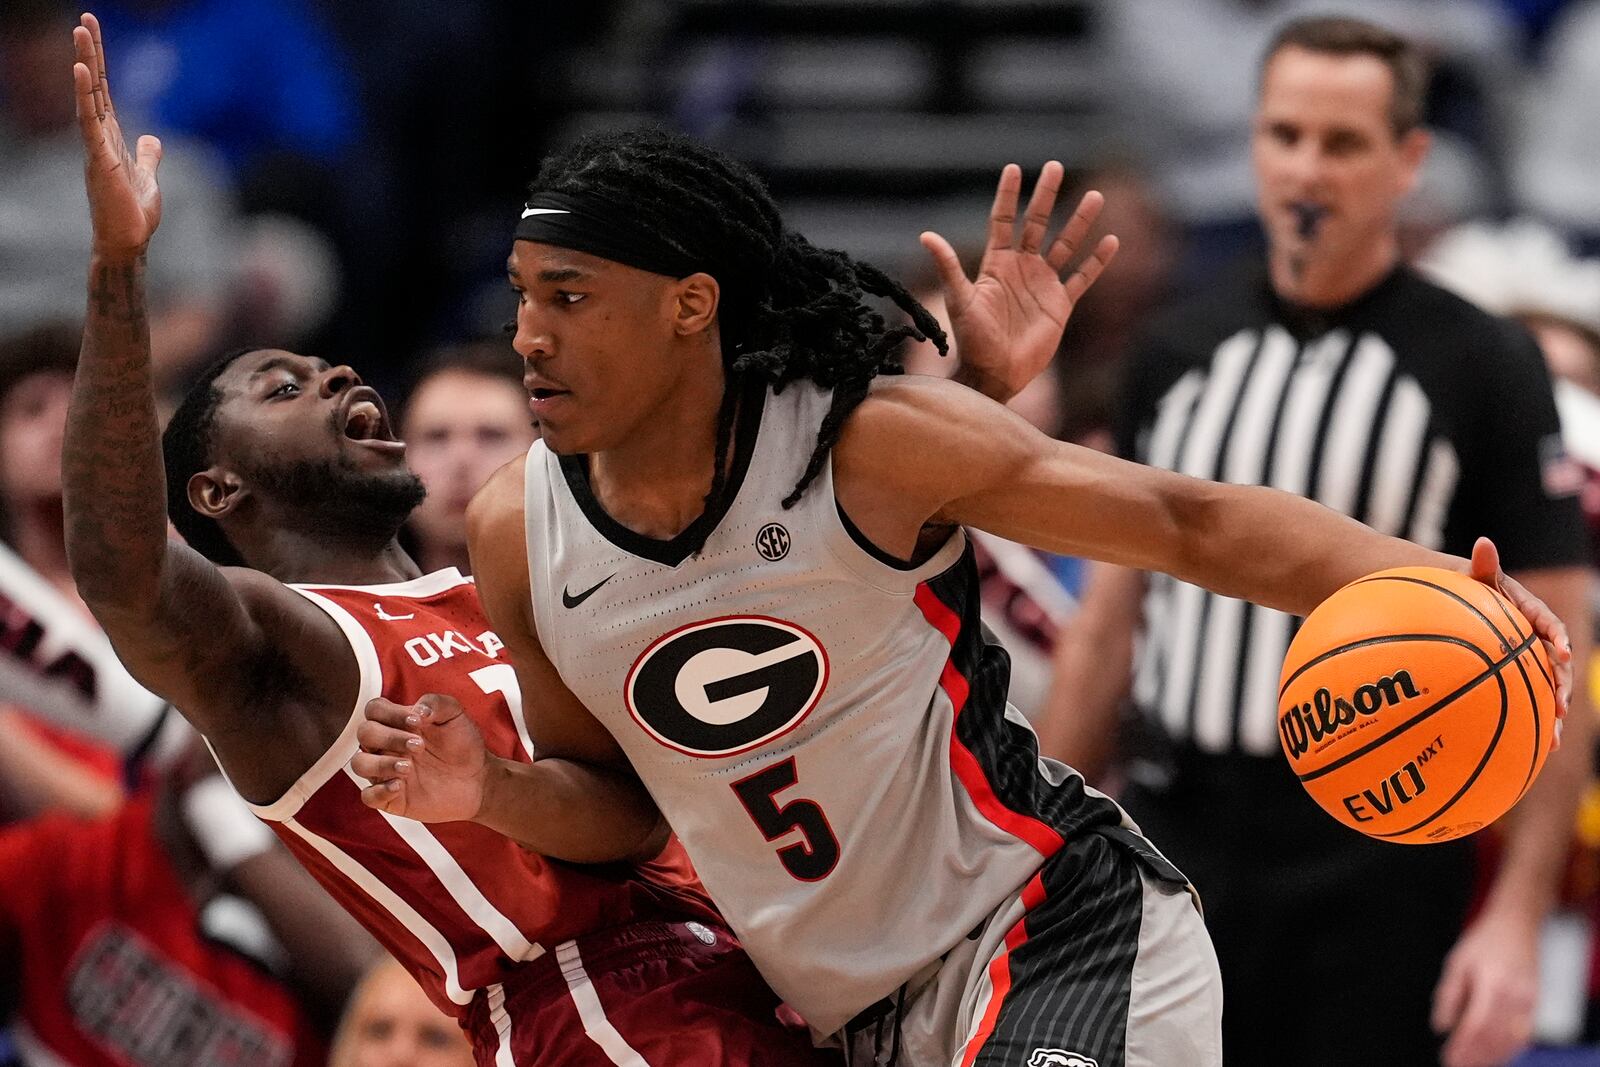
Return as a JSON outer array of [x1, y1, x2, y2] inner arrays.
[[624, 615, 829, 757]]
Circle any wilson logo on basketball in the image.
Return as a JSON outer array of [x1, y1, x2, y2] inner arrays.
[[1279, 670, 1420, 760]]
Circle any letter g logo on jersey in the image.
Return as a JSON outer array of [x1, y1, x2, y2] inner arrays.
[[625, 615, 829, 757]]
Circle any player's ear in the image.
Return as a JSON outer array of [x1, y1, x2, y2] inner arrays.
[[671, 272, 721, 337], [188, 467, 248, 521]]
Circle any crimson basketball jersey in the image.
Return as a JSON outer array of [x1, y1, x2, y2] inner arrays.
[[240, 570, 720, 1034]]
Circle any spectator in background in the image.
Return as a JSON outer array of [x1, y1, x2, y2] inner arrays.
[[0, 323, 173, 821], [398, 343, 536, 577], [0, 732, 377, 1067], [328, 956, 474, 1067], [1513, 1, 1600, 250], [0, 0, 236, 386], [1420, 218, 1600, 565], [1042, 18, 1594, 1067]]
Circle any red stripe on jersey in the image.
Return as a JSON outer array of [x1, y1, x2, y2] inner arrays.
[[264, 576, 720, 1021], [958, 871, 1049, 1067], [913, 584, 1064, 857]]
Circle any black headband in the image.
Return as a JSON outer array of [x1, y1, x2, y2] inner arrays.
[[514, 191, 707, 279]]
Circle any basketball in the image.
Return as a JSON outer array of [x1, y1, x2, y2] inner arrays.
[[1278, 566, 1556, 844]]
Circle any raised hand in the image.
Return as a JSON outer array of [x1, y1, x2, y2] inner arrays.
[[72, 13, 162, 257], [354, 694, 492, 822], [1469, 536, 1573, 729], [920, 161, 1119, 403]]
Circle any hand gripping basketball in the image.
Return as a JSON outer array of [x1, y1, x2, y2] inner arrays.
[[354, 693, 490, 822], [1467, 537, 1574, 723], [1278, 536, 1570, 844]]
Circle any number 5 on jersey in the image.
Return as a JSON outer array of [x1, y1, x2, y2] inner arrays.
[[731, 757, 840, 881]]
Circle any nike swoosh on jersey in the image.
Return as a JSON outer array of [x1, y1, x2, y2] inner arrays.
[[561, 573, 617, 609]]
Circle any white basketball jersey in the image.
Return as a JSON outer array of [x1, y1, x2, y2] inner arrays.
[[524, 381, 1126, 1036]]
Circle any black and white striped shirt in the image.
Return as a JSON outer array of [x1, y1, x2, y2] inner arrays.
[[1117, 264, 1587, 757]]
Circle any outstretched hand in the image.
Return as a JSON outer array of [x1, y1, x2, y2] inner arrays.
[[921, 161, 1118, 403], [354, 693, 491, 822], [72, 13, 162, 257], [1469, 536, 1573, 732]]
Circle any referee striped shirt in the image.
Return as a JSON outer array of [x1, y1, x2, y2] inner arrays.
[[1117, 264, 1588, 757]]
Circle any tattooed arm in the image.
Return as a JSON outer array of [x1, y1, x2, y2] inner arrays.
[[61, 16, 298, 758]]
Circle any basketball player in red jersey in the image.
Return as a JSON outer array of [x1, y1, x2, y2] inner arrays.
[[357, 131, 1577, 1065], [59, 16, 1089, 1065], [59, 17, 845, 1066]]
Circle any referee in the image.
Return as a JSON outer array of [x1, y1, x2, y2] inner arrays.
[[1041, 17, 1594, 1067]]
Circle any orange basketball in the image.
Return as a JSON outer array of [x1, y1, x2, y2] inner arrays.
[[1278, 566, 1555, 844]]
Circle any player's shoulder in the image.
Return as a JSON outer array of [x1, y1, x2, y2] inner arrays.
[[850, 374, 994, 435], [467, 451, 530, 541], [838, 374, 1037, 493]]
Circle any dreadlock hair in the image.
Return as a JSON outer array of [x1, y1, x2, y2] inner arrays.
[[161, 346, 265, 566], [526, 128, 947, 548]]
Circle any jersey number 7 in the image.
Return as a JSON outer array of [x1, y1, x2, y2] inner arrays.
[[731, 757, 840, 881]]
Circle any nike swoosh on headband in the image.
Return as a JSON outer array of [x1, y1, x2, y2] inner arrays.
[[521, 207, 572, 218]]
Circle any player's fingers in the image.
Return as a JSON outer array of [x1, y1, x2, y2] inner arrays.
[[71, 25, 104, 124], [135, 134, 162, 176], [1497, 571, 1574, 717], [72, 61, 101, 140], [1044, 188, 1104, 272], [351, 752, 413, 782], [1018, 160, 1064, 255], [919, 231, 971, 305], [1467, 536, 1500, 585], [359, 778, 405, 812], [1062, 234, 1120, 306], [416, 691, 465, 725], [985, 163, 1022, 252], [84, 12, 113, 115], [364, 695, 428, 728], [357, 719, 424, 756]]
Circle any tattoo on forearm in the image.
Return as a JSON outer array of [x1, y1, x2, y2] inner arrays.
[[63, 255, 169, 600]]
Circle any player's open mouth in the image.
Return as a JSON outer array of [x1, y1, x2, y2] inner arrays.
[[527, 381, 572, 416], [340, 388, 406, 453]]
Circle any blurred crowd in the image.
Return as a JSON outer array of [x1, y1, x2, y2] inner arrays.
[[3, 1, 1600, 1065]]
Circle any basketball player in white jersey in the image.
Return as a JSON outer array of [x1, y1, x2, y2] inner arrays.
[[59, 17, 854, 1065], [355, 129, 1576, 1066]]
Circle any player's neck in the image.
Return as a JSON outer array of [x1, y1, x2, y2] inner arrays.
[[587, 367, 735, 540], [415, 537, 470, 579], [1268, 232, 1400, 310], [251, 528, 423, 587]]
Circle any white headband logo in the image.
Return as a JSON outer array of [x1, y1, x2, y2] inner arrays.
[[520, 207, 571, 219]]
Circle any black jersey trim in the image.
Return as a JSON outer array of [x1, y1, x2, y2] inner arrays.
[[919, 545, 1122, 849], [834, 501, 921, 570], [558, 380, 766, 567]]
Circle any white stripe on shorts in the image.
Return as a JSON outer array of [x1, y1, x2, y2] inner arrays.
[[487, 983, 515, 1067], [556, 939, 653, 1067]]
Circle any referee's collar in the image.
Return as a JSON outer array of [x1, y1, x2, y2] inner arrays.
[[1267, 263, 1407, 340]]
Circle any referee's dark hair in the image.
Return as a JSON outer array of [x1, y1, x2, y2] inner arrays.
[[527, 128, 947, 546], [1262, 16, 1430, 137]]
